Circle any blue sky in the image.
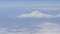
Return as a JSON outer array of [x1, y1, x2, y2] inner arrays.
[[0, 0, 58, 1], [0, 0, 60, 34]]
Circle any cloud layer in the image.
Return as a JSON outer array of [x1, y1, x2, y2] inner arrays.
[[0, 22, 60, 34], [16, 10, 60, 18], [0, 28, 29, 34], [34, 22, 60, 34]]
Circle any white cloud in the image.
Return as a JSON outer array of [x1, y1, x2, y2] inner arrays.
[[34, 22, 60, 34], [16, 11, 54, 18], [0, 28, 7, 34], [0, 22, 60, 34], [0, 28, 29, 34], [16, 10, 60, 18], [56, 14, 60, 17]]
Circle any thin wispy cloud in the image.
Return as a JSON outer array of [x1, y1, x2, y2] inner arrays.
[[39, 8, 60, 10]]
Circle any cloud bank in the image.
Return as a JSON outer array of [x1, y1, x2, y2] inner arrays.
[[16, 10, 60, 18], [34, 22, 60, 34], [0, 22, 60, 34]]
